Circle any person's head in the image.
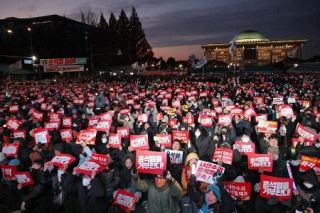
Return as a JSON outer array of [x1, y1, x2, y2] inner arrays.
[[172, 140, 181, 151], [101, 133, 108, 144], [268, 134, 279, 147], [154, 175, 167, 188], [241, 134, 251, 143], [124, 157, 133, 170], [267, 146, 279, 161], [205, 184, 221, 206], [185, 152, 199, 166], [194, 128, 201, 137]]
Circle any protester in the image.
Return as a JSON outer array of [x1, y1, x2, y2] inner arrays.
[[0, 73, 319, 213]]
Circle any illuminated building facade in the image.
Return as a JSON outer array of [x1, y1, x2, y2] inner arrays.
[[202, 30, 308, 67]]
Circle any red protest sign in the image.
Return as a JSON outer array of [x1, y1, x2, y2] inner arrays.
[[278, 105, 294, 118], [138, 114, 148, 123], [255, 114, 267, 122], [88, 116, 100, 126], [13, 130, 26, 140], [126, 99, 134, 105], [254, 97, 264, 105], [296, 123, 318, 145], [113, 189, 136, 212], [172, 130, 189, 143], [233, 141, 255, 155], [62, 117, 72, 128], [172, 100, 181, 108], [199, 115, 213, 127], [223, 182, 251, 201], [218, 115, 232, 126], [120, 109, 130, 114], [230, 108, 243, 116], [2, 143, 20, 157], [155, 134, 172, 148], [100, 111, 113, 121], [0, 165, 16, 180], [183, 116, 194, 125], [195, 160, 225, 184], [108, 134, 122, 148], [6, 118, 22, 130], [60, 129, 73, 142], [299, 155, 320, 172], [74, 160, 103, 176], [244, 107, 256, 118], [45, 122, 60, 131], [130, 135, 149, 151], [32, 110, 44, 121], [136, 150, 167, 175], [9, 105, 19, 113], [76, 129, 97, 145], [169, 118, 178, 128], [91, 153, 108, 167], [48, 113, 60, 122], [117, 127, 130, 140], [96, 120, 111, 133], [212, 148, 233, 165], [247, 153, 273, 172], [257, 120, 278, 134], [15, 171, 34, 187], [33, 128, 50, 144], [51, 154, 76, 169], [260, 175, 292, 201]]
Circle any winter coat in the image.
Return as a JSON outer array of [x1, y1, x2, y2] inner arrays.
[[133, 178, 182, 213]]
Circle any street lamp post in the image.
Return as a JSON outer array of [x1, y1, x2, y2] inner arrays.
[[27, 27, 33, 57]]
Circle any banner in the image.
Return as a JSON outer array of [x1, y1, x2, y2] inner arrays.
[[32, 110, 44, 121], [113, 189, 136, 212], [43, 65, 85, 73], [100, 111, 113, 121], [247, 153, 273, 172], [255, 114, 267, 122], [233, 141, 255, 155], [33, 128, 50, 144], [199, 115, 213, 127], [108, 134, 122, 148], [62, 117, 72, 128], [244, 108, 256, 118], [138, 114, 148, 122], [172, 130, 189, 143], [48, 113, 60, 122], [278, 105, 294, 118], [260, 175, 292, 201], [155, 134, 172, 148], [272, 97, 284, 105], [91, 153, 108, 167], [6, 118, 22, 130], [117, 127, 130, 140], [0, 165, 16, 180], [212, 148, 233, 165], [51, 154, 76, 169], [96, 120, 111, 133], [130, 135, 149, 151], [126, 99, 134, 105], [9, 105, 19, 113], [257, 120, 278, 133], [299, 155, 320, 173], [182, 116, 195, 125], [136, 150, 167, 175], [40, 57, 87, 65], [195, 160, 225, 184], [2, 143, 20, 157], [13, 130, 26, 140], [165, 149, 184, 164], [45, 122, 60, 131], [74, 160, 103, 176], [230, 108, 243, 116], [88, 116, 100, 126], [296, 123, 318, 145], [60, 129, 73, 142], [76, 129, 97, 145], [15, 171, 34, 187], [223, 182, 251, 201], [218, 115, 232, 126]]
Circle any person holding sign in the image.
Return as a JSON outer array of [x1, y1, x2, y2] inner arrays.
[[132, 169, 182, 213]]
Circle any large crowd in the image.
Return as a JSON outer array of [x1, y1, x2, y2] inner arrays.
[[0, 73, 319, 213]]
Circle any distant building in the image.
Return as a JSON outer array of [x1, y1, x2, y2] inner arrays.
[[0, 15, 92, 62], [202, 30, 308, 68]]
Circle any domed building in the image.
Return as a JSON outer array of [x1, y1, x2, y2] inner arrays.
[[201, 30, 308, 68]]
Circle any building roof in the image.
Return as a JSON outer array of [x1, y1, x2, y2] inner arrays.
[[235, 30, 269, 43]]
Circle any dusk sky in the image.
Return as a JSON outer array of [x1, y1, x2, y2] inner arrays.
[[1, 0, 320, 60]]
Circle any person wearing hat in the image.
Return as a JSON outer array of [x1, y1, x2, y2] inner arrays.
[[200, 184, 222, 213]]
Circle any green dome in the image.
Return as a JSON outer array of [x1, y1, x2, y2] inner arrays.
[[234, 30, 269, 43]]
